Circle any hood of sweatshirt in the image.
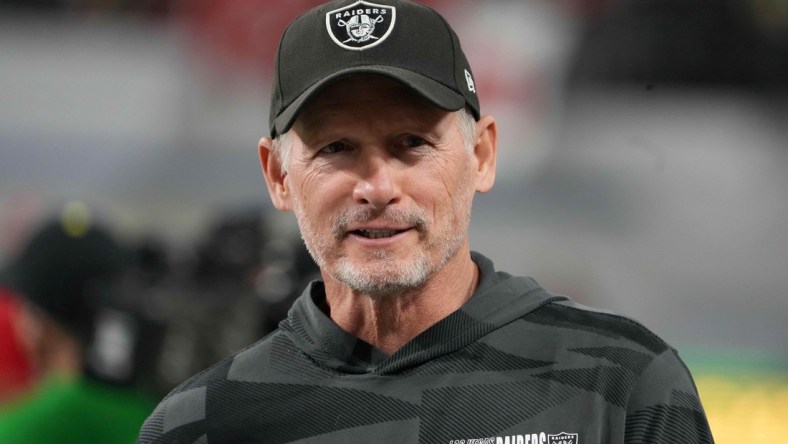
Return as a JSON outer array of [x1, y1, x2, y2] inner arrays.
[[278, 252, 567, 375]]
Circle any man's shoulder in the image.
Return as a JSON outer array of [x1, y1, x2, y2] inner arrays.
[[166, 329, 286, 397], [523, 298, 671, 355], [137, 331, 287, 443]]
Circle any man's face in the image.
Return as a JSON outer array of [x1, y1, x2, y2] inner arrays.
[[281, 75, 480, 297]]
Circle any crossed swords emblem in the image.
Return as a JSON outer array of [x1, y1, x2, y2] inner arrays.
[[338, 14, 385, 43]]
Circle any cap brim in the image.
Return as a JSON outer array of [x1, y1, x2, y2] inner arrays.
[[273, 66, 467, 137]]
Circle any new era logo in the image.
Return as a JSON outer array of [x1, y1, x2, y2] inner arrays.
[[465, 69, 476, 93], [326, 1, 396, 51]]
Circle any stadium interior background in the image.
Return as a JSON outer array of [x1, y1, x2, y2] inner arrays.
[[1, 0, 786, 440]]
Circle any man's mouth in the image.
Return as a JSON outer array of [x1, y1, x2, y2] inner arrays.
[[353, 229, 403, 239]]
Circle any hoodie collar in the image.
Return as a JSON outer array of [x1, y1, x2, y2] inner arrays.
[[280, 252, 566, 375]]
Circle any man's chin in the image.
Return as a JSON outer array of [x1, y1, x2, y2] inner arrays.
[[332, 257, 431, 297]]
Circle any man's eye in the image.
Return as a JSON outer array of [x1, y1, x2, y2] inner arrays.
[[399, 136, 427, 149], [321, 141, 347, 154]]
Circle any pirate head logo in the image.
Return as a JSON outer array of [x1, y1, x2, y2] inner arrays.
[[326, 1, 396, 50]]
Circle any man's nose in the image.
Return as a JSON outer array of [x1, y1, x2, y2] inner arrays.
[[352, 153, 402, 209]]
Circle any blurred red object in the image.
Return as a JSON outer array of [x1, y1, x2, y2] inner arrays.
[[0, 288, 33, 403]]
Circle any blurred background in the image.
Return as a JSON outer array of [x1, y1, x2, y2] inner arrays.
[[0, 0, 786, 441]]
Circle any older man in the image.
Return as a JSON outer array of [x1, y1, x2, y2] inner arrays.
[[138, 1, 714, 443]]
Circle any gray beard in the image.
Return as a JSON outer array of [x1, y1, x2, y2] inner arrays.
[[294, 204, 467, 300], [331, 232, 465, 299], [333, 249, 432, 298]]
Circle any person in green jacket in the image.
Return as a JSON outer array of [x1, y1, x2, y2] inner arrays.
[[0, 204, 156, 443]]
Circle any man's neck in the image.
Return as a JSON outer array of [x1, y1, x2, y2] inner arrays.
[[323, 250, 479, 355]]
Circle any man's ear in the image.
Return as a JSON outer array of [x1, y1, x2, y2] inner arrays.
[[258, 136, 292, 211], [472, 115, 497, 193]]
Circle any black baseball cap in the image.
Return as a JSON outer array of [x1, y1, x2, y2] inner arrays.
[[269, 0, 480, 138]]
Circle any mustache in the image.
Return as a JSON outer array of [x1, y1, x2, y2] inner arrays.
[[333, 207, 429, 239]]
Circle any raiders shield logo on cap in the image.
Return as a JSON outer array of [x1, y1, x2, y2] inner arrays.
[[326, 1, 396, 50]]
